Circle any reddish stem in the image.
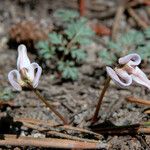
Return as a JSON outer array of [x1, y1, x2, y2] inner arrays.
[[92, 77, 111, 124], [27, 83, 68, 125]]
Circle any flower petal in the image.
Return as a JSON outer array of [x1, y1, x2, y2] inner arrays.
[[118, 53, 141, 66], [8, 70, 22, 91], [30, 63, 42, 88], [17, 44, 31, 70], [26, 65, 35, 81], [131, 67, 150, 89], [106, 67, 132, 87]]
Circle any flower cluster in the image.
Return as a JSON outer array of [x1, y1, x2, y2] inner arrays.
[[8, 44, 42, 91], [106, 53, 150, 89]]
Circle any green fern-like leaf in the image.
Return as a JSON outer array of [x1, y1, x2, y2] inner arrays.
[[36, 41, 49, 50], [57, 61, 78, 80], [119, 30, 144, 46], [144, 28, 150, 38], [36, 41, 55, 59], [108, 41, 122, 52], [0, 88, 15, 101], [98, 49, 117, 65], [53, 9, 79, 22], [48, 32, 62, 45], [100, 28, 150, 65], [136, 44, 150, 60], [62, 66, 78, 80], [71, 49, 86, 62], [65, 19, 94, 44], [36, 9, 95, 81]]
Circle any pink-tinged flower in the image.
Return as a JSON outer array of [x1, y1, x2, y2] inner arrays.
[[106, 53, 150, 89], [8, 44, 42, 91], [106, 67, 132, 87], [130, 66, 150, 89], [118, 53, 141, 67]]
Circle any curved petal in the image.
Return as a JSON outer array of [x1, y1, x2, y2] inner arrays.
[[17, 44, 31, 70], [106, 67, 132, 87], [118, 53, 141, 66], [131, 67, 150, 89], [25, 65, 35, 81], [30, 62, 42, 88], [8, 70, 22, 91]]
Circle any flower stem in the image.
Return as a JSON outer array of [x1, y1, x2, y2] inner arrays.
[[27, 83, 68, 125], [92, 77, 111, 124]]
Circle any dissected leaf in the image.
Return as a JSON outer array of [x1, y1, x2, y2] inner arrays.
[[57, 61, 78, 80], [36, 41, 49, 50], [108, 41, 122, 52], [36, 9, 95, 80], [100, 28, 150, 65], [53, 9, 79, 22], [98, 49, 117, 65], [0, 88, 15, 101], [136, 44, 150, 60], [144, 28, 150, 38], [48, 32, 62, 45], [119, 30, 144, 46], [65, 19, 94, 44], [37, 41, 55, 59], [62, 66, 78, 80], [71, 49, 86, 62]]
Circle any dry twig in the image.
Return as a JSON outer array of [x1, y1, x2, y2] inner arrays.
[[112, 0, 128, 41], [0, 134, 106, 149], [127, 8, 149, 29], [144, 110, 150, 114], [126, 96, 150, 106], [92, 124, 150, 135], [14, 117, 101, 141]]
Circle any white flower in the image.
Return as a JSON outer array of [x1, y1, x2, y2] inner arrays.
[[106, 53, 150, 89], [106, 67, 132, 87], [8, 44, 42, 91]]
